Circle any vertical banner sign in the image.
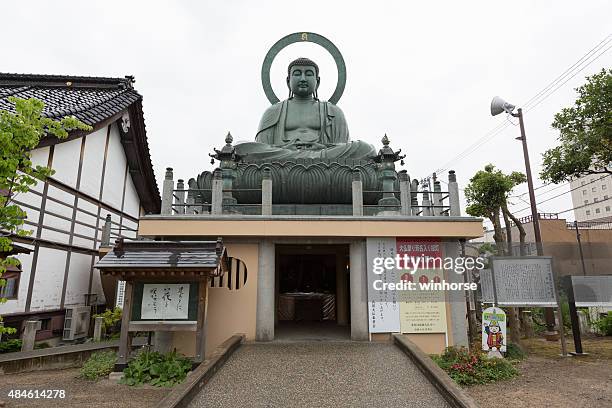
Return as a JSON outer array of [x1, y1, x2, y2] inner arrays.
[[115, 281, 126, 308], [396, 238, 447, 334], [366, 238, 400, 333], [482, 306, 507, 352]]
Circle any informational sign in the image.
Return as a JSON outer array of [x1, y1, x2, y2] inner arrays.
[[396, 239, 447, 334], [481, 257, 557, 306], [366, 238, 400, 333], [482, 306, 506, 353], [366, 238, 448, 334], [571, 276, 612, 307], [115, 281, 126, 308]]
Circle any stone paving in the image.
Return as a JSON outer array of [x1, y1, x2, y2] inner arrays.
[[189, 341, 450, 408]]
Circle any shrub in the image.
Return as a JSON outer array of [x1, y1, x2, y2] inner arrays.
[[432, 347, 519, 386], [35, 342, 51, 350], [93, 307, 122, 340], [80, 350, 117, 380], [0, 339, 22, 353], [593, 312, 612, 336], [120, 350, 192, 387], [504, 343, 525, 360]]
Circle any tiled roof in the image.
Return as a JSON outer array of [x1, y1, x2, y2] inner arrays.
[[0, 73, 139, 127], [96, 240, 227, 271], [0, 73, 161, 214]]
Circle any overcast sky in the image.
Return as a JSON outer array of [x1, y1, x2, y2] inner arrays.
[[3, 1, 611, 227]]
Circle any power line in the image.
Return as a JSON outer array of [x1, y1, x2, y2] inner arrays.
[[511, 180, 569, 199], [557, 194, 612, 216], [511, 174, 611, 214], [430, 34, 612, 176], [521, 34, 612, 110]]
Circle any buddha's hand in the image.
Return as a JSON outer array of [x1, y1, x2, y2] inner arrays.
[[283, 140, 327, 150]]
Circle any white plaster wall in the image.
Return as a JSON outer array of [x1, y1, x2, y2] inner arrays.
[[122, 218, 139, 239], [73, 199, 100, 249], [64, 252, 94, 307], [50, 138, 82, 188], [79, 128, 107, 198], [13, 117, 148, 313], [101, 124, 127, 209], [123, 174, 140, 218], [0, 245, 34, 315], [29, 247, 67, 311], [30, 146, 50, 168], [90, 255, 106, 304], [40, 185, 74, 245], [18, 191, 42, 237]]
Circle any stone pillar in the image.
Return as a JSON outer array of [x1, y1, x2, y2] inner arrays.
[[433, 179, 442, 216], [261, 167, 272, 216], [336, 250, 349, 326], [211, 169, 223, 215], [21, 320, 41, 352], [153, 332, 173, 353], [175, 179, 185, 215], [350, 240, 368, 341], [256, 240, 275, 341], [521, 310, 535, 338], [444, 241, 469, 348], [448, 170, 461, 216], [421, 185, 432, 216], [221, 169, 237, 207], [101, 214, 111, 246], [399, 171, 410, 216], [186, 195, 195, 215], [410, 179, 419, 216], [351, 170, 363, 216], [93, 316, 104, 342], [161, 167, 174, 215]]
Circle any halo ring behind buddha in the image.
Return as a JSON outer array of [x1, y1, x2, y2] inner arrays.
[[261, 32, 346, 105]]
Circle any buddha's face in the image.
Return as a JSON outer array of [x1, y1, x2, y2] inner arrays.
[[288, 64, 319, 97]]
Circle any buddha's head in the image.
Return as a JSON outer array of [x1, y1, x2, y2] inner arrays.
[[287, 57, 320, 99]]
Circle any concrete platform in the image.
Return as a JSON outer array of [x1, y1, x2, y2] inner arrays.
[[274, 321, 350, 342], [188, 342, 450, 408]]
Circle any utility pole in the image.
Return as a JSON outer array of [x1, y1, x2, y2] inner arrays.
[[574, 220, 587, 276]]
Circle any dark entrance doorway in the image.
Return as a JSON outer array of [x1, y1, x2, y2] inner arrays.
[[275, 244, 350, 340]]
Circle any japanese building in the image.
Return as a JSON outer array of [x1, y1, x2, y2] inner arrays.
[[0, 73, 160, 341]]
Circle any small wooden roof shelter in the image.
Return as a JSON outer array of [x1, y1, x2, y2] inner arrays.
[[95, 238, 228, 369]]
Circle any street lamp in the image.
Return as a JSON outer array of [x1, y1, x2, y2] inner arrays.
[[490, 96, 543, 254], [490, 96, 557, 336]]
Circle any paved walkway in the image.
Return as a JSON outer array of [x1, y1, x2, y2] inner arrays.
[[189, 342, 450, 408]]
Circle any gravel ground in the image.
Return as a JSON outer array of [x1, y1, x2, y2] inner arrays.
[[467, 350, 612, 408], [189, 341, 450, 408], [465, 336, 612, 408], [0, 368, 165, 408]]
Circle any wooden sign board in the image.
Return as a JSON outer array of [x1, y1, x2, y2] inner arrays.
[[131, 282, 199, 322]]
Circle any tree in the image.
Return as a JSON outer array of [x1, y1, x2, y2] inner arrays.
[[464, 164, 527, 255], [465, 164, 527, 346], [541, 68, 612, 183], [1, 97, 90, 336]]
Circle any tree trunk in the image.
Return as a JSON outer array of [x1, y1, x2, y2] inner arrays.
[[501, 201, 525, 346], [489, 208, 505, 255], [503, 202, 527, 256], [502, 204, 513, 256]]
